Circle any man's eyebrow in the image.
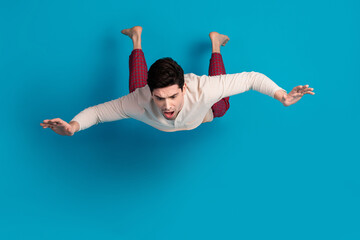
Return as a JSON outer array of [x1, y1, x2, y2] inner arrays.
[[154, 93, 178, 98]]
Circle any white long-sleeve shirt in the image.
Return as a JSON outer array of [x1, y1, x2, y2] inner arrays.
[[70, 72, 285, 132]]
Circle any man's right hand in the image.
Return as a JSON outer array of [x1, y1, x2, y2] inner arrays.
[[40, 118, 76, 136]]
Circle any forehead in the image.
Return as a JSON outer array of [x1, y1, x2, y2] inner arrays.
[[152, 84, 182, 97]]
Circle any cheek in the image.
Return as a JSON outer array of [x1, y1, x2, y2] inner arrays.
[[153, 100, 161, 108], [175, 99, 182, 108], [156, 101, 163, 108]]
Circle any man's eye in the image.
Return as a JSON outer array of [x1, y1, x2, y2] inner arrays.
[[170, 96, 176, 99]]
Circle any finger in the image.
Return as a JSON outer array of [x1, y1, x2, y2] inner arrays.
[[304, 90, 314, 94], [51, 119, 63, 124], [43, 123, 57, 128], [293, 86, 302, 92], [299, 85, 306, 89], [300, 86, 313, 93], [296, 86, 305, 93], [304, 88, 314, 92]]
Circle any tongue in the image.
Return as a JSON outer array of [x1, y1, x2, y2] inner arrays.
[[165, 112, 173, 118]]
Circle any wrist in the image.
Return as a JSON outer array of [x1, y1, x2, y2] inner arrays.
[[274, 89, 287, 104], [69, 121, 80, 135]]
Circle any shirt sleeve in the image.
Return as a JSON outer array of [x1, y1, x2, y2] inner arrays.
[[70, 95, 131, 132], [200, 71, 286, 103]]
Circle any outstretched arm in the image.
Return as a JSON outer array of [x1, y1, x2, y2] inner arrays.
[[274, 85, 315, 107], [41, 94, 133, 135], [202, 72, 314, 106]]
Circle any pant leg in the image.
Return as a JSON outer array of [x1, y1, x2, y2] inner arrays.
[[209, 53, 230, 118], [129, 49, 148, 93]]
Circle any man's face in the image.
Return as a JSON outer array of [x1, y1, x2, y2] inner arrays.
[[151, 84, 187, 120]]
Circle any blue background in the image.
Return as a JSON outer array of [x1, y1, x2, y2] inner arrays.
[[1, 0, 359, 239]]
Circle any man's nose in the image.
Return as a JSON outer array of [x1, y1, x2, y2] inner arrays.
[[164, 99, 172, 109]]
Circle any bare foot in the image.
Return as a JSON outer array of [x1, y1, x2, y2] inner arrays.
[[121, 26, 142, 40], [209, 32, 229, 53], [209, 32, 230, 46], [121, 26, 142, 50]]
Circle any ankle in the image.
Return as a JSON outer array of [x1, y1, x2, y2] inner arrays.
[[132, 38, 142, 50], [212, 46, 220, 53]]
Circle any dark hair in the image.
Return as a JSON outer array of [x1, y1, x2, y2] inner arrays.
[[147, 57, 184, 93]]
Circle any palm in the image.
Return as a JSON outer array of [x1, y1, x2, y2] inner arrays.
[[40, 118, 74, 136], [283, 85, 315, 107]]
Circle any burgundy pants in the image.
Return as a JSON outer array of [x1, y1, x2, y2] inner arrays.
[[129, 49, 230, 118]]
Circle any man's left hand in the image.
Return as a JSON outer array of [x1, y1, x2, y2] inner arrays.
[[282, 85, 315, 107]]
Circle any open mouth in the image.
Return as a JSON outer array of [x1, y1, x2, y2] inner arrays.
[[164, 111, 175, 118]]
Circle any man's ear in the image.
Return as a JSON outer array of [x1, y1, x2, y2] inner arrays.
[[182, 83, 187, 94]]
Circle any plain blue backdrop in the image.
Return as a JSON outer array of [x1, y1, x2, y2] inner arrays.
[[1, 0, 359, 239]]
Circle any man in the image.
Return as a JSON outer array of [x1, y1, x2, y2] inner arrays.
[[40, 26, 315, 136]]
